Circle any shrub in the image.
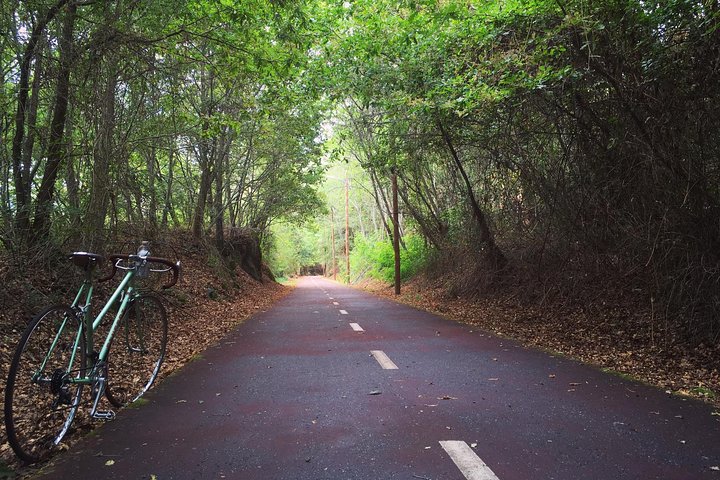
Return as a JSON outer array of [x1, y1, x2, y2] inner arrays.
[[351, 234, 432, 284]]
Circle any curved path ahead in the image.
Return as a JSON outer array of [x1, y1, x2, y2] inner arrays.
[[40, 277, 720, 479]]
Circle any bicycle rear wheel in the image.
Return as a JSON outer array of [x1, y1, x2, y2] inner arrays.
[[106, 295, 168, 407], [4, 305, 86, 463]]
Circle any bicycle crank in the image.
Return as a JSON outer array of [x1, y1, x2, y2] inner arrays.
[[89, 361, 115, 420]]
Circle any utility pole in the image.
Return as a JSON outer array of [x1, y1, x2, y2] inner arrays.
[[392, 171, 401, 295], [345, 176, 350, 284], [330, 207, 337, 281]]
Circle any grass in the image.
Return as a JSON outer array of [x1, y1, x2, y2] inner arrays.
[[278, 277, 298, 286], [600, 367, 636, 382], [689, 386, 716, 399], [126, 397, 150, 409]]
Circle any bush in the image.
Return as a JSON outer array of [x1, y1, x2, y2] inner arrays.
[[350, 234, 432, 284]]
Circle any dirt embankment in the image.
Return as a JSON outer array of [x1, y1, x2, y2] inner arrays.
[[0, 232, 290, 476]]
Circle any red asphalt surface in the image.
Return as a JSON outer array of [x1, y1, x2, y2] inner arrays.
[[37, 276, 720, 479]]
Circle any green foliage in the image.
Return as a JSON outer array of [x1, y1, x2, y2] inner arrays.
[[2, 0, 719, 340], [127, 397, 151, 409], [689, 386, 716, 399], [267, 221, 324, 278], [0, 0, 327, 253], [351, 233, 431, 284], [311, 0, 720, 338]]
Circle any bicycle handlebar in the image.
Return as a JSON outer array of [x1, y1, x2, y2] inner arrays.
[[98, 254, 181, 289]]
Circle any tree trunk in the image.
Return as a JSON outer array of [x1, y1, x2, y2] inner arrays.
[[32, 3, 77, 244], [64, 102, 79, 228], [86, 62, 117, 247], [20, 39, 44, 214], [345, 177, 350, 283], [11, 0, 70, 240], [214, 139, 226, 252], [330, 207, 337, 280], [191, 66, 215, 239], [162, 147, 176, 228], [396, 181, 442, 250], [392, 171, 401, 295], [369, 170, 393, 239], [375, 169, 407, 249], [192, 155, 212, 238], [147, 146, 158, 229], [435, 116, 507, 269]]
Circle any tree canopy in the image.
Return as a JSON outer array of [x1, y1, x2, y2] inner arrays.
[[1, 0, 325, 253], [1, 0, 719, 339]]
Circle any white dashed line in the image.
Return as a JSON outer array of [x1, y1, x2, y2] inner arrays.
[[370, 350, 398, 370], [439, 441, 500, 480], [339, 310, 348, 315], [333, 302, 339, 305], [350, 323, 364, 332]]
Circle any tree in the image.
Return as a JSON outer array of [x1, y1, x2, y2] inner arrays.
[[9, 0, 71, 244], [313, 0, 720, 336]]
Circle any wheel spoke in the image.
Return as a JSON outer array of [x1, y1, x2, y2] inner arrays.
[[106, 295, 168, 407], [4, 306, 86, 463]]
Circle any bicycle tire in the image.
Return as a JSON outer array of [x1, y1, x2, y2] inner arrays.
[[105, 294, 168, 407], [4, 305, 87, 463]]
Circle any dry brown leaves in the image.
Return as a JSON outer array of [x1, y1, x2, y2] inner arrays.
[[0, 234, 290, 476]]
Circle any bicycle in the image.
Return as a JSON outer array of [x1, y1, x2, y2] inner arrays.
[[3, 242, 180, 463]]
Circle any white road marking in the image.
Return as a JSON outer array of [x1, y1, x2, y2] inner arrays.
[[333, 302, 339, 305], [350, 323, 364, 332], [339, 309, 348, 315], [439, 441, 500, 480], [370, 350, 398, 370]]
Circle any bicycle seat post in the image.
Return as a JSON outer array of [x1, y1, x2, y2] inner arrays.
[[84, 266, 93, 282]]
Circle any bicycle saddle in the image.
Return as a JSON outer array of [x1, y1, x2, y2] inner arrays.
[[69, 252, 106, 271]]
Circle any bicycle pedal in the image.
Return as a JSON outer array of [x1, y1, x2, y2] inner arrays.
[[92, 410, 115, 420]]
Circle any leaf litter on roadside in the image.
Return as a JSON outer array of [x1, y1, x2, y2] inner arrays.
[[0, 232, 291, 472]]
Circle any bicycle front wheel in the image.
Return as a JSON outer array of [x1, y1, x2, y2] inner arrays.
[[4, 305, 86, 463], [106, 295, 168, 407]]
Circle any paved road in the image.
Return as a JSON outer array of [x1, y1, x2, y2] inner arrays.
[[39, 277, 720, 479]]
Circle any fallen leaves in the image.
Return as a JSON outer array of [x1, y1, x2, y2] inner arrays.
[[0, 232, 292, 472]]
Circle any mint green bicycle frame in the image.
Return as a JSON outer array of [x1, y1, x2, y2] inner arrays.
[[5, 248, 178, 463], [29, 264, 142, 434], [63, 267, 136, 387]]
